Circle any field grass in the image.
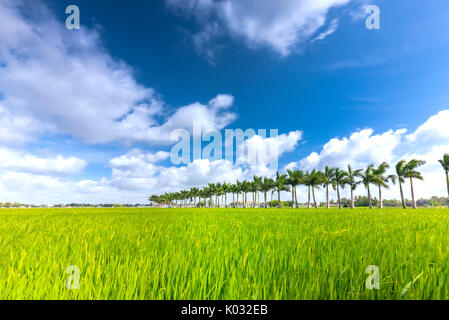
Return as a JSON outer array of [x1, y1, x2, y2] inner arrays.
[[1, 207, 449, 300]]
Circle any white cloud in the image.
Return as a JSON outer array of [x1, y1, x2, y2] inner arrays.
[[406, 110, 449, 145], [238, 130, 303, 166], [0, 148, 86, 175], [146, 95, 236, 144], [0, 0, 236, 145], [311, 18, 339, 43], [167, 0, 351, 56], [298, 128, 406, 171]]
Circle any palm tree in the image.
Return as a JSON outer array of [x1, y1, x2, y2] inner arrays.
[[322, 166, 335, 209], [253, 176, 263, 207], [260, 177, 275, 208], [207, 183, 216, 207], [190, 187, 200, 207], [236, 180, 243, 207], [222, 182, 230, 208], [439, 154, 449, 208], [250, 176, 261, 208], [403, 159, 426, 209], [332, 168, 348, 209], [372, 162, 395, 209], [346, 165, 362, 209], [241, 180, 252, 208], [360, 165, 375, 209], [306, 169, 323, 209], [203, 186, 212, 208], [274, 172, 290, 208], [303, 171, 312, 208], [215, 182, 223, 207], [229, 183, 238, 208], [394, 160, 408, 209], [287, 169, 304, 208]]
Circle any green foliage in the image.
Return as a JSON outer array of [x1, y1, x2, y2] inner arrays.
[[2, 207, 449, 299], [353, 196, 379, 207]]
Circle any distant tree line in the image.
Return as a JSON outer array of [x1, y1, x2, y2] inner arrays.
[[149, 154, 449, 209]]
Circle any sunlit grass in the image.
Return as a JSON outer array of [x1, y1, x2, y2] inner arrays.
[[1, 207, 449, 299]]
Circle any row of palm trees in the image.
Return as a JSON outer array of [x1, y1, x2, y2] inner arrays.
[[149, 154, 449, 209]]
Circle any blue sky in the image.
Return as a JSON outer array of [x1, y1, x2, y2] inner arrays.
[[1, 0, 449, 204]]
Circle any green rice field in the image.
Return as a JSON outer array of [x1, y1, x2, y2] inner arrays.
[[1, 207, 449, 300]]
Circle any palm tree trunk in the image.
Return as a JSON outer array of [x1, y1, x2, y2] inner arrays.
[[291, 186, 295, 208], [264, 191, 267, 208], [351, 189, 355, 209], [326, 185, 330, 209], [410, 177, 417, 209], [277, 190, 281, 208], [243, 193, 246, 208], [399, 180, 406, 209], [446, 171, 449, 208], [307, 186, 311, 208], [378, 186, 383, 209], [295, 186, 298, 208], [337, 185, 341, 209], [225, 194, 227, 208], [367, 185, 372, 209], [312, 187, 318, 208]]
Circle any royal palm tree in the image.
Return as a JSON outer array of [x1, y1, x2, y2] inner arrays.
[[439, 154, 449, 208], [236, 180, 243, 207], [372, 162, 395, 209], [253, 176, 263, 207], [322, 166, 336, 209], [403, 159, 426, 209], [241, 180, 252, 208], [203, 186, 212, 208], [306, 169, 323, 209], [190, 187, 199, 207], [303, 171, 312, 208], [229, 183, 238, 207], [393, 160, 408, 209], [287, 169, 304, 208], [274, 172, 290, 208], [260, 177, 275, 208], [222, 182, 230, 208], [332, 168, 348, 209], [215, 182, 223, 207], [360, 165, 375, 209], [346, 165, 362, 209]]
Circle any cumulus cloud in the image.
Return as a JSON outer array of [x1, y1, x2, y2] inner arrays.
[[406, 110, 449, 145], [0, 0, 236, 145], [167, 0, 351, 57], [238, 130, 303, 166], [0, 148, 86, 175], [108, 131, 302, 193], [298, 128, 406, 171], [146, 94, 236, 144]]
